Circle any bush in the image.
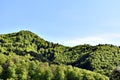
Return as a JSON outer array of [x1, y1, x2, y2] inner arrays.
[[110, 67, 120, 80]]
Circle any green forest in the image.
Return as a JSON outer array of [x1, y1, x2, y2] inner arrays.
[[0, 30, 120, 80]]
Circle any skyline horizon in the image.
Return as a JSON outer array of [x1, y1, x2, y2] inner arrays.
[[1, 30, 120, 47]]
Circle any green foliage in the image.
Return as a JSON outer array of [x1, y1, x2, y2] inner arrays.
[[0, 66, 3, 77], [0, 53, 108, 80], [110, 67, 120, 80], [54, 66, 65, 80], [0, 30, 120, 79]]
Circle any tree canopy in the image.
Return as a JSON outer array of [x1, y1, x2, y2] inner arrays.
[[0, 30, 119, 79]]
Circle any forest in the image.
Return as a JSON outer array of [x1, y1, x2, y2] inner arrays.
[[0, 30, 120, 80]]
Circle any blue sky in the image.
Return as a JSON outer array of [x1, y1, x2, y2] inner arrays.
[[1, 0, 120, 46]]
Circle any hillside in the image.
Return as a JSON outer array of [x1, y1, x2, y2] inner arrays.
[[0, 30, 120, 79], [0, 53, 109, 80]]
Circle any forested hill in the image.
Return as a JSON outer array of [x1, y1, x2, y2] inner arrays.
[[0, 30, 119, 80]]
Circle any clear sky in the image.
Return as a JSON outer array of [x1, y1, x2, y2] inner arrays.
[[1, 0, 120, 46]]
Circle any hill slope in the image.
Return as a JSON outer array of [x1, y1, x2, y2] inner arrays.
[[0, 53, 109, 80], [0, 30, 120, 78]]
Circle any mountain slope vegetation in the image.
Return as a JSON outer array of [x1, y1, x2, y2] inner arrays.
[[0, 53, 109, 80], [0, 30, 119, 79]]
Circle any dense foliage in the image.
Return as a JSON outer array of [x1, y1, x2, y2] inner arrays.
[[0, 30, 120, 79], [110, 67, 120, 80], [0, 53, 109, 80]]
